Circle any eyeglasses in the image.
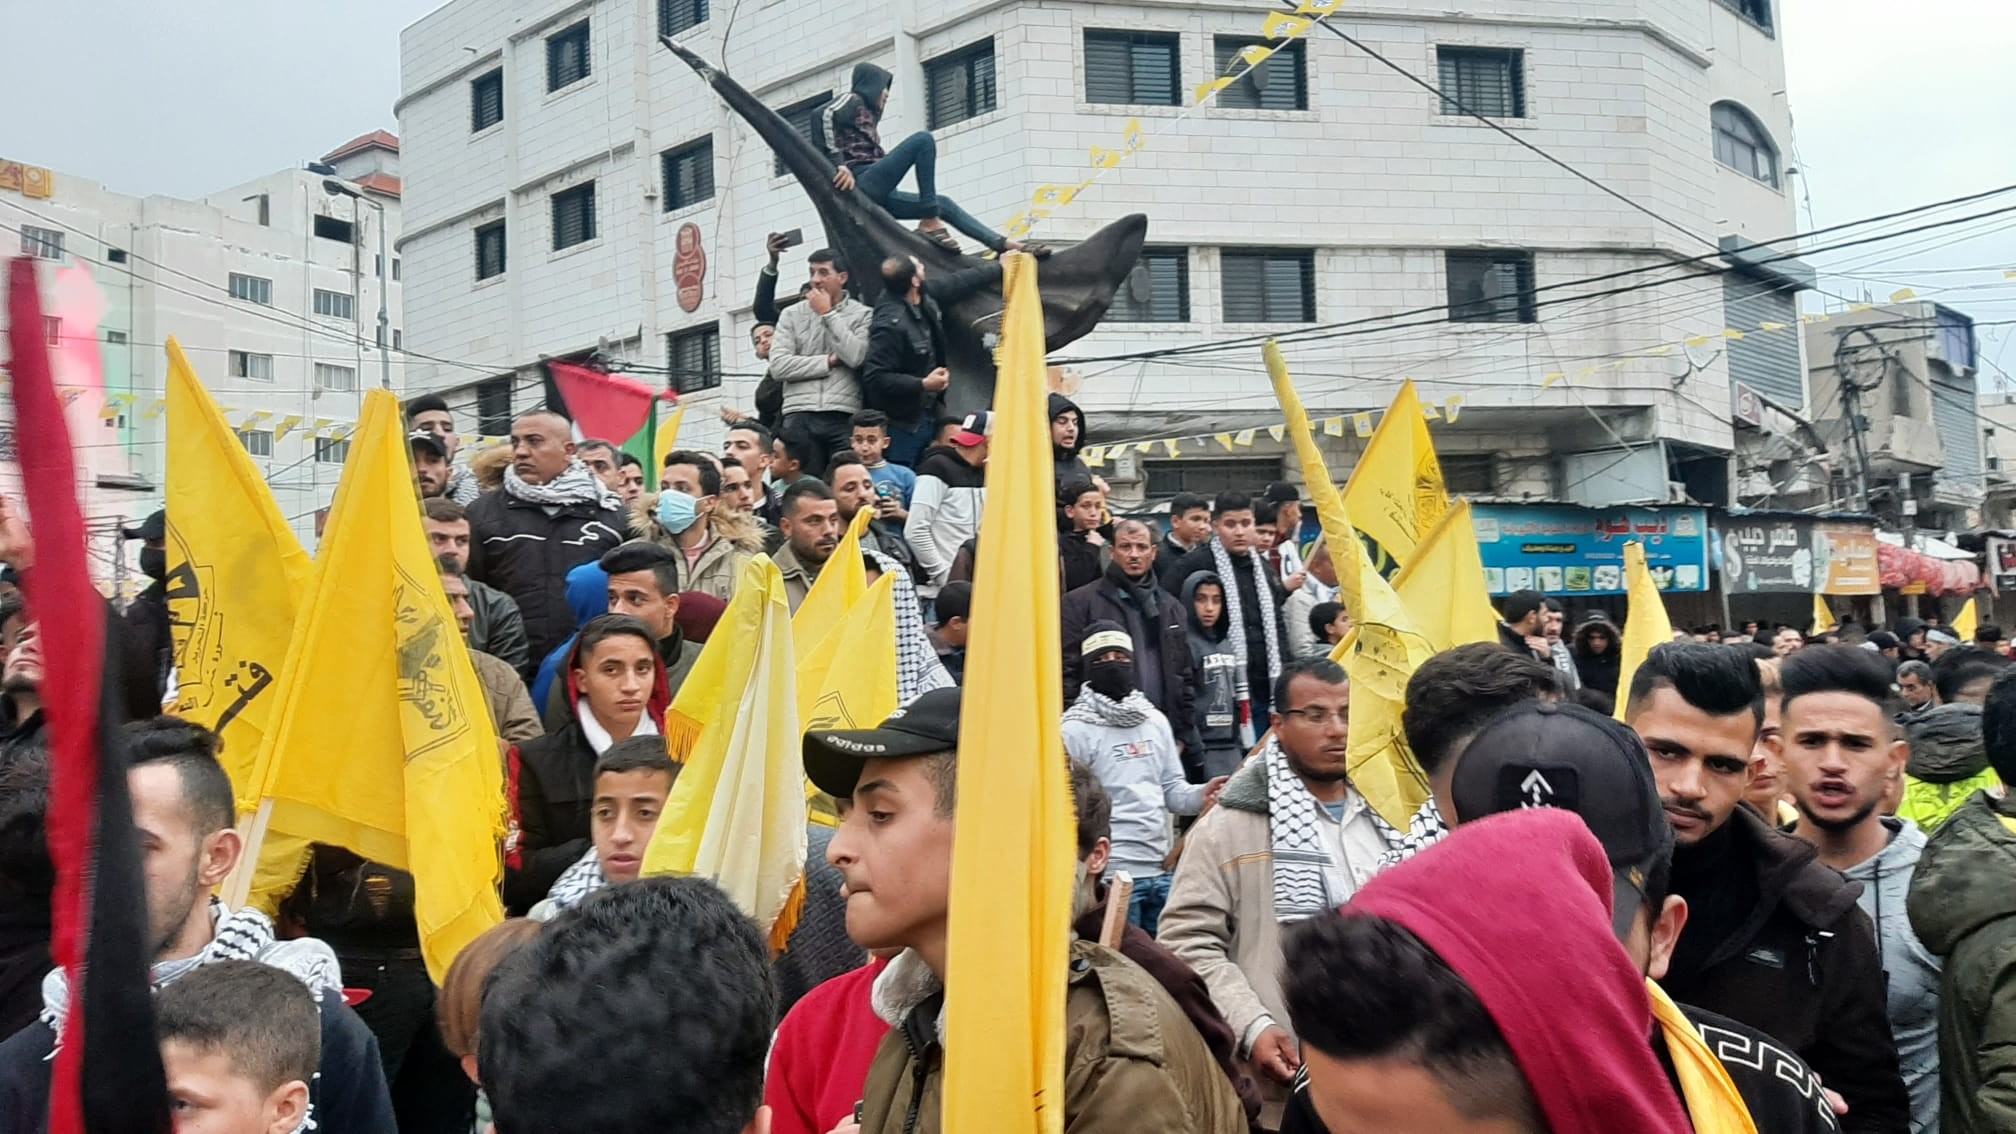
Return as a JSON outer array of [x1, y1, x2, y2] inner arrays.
[[1280, 705, 1350, 726]]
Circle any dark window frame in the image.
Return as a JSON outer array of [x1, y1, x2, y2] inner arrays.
[[1083, 30, 1181, 107], [551, 183, 598, 250], [228, 273, 273, 305], [546, 20, 591, 92], [1435, 46, 1526, 119], [659, 0, 709, 38], [1711, 101, 1780, 188], [661, 137, 716, 212], [1715, 0, 1774, 33], [1220, 248, 1317, 324], [471, 68, 504, 131], [924, 39, 998, 129], [772, 96, 829, 177], [1108, 247, 1191, 324], [1212, 37, 1308, 111], [666, 325, 722, 395], [475, 220, 507, 280], [1445, 250, 1538, 324], [476, 378, 514, 437]]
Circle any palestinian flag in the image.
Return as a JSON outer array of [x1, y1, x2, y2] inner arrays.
[[8, 257, 170, 1133], [547, 360, 675, 469]]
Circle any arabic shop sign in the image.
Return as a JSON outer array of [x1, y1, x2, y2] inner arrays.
[[1471, 505, 1709, 596], [1717, 516, 1881, 595]]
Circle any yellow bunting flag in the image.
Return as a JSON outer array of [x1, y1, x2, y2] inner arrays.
[[1214, 432, 1235, 451], [1162, 438, 1181, 458], [1268, 424, 1287, 442], [1390, 501, 1498, 651], [642, 555, 809, 948], [1233, 427, 1257, 447], [165, 339, 318, 913], [1760, 321, 1789, 332], [235, 390, 505, 981], [1342, 379, 1448, 570], [943, 253, 1073, 1134], [1263, 10, 1312, 37], [1953, 598, 1977, 643], [1322, 416, 1345, 437], [1267, 342, 1435, 828], [1295, 0, 1345, 13], [1352, 412, 1374, 438], [1083, 446, 1105, 467], [1613, 542, 1673, 723], [652, 401, 687, 480], [1237, 45, 1277, 67], [1444, 395, 1464, 423], [1195, 76, 1236, 103], [1543, 372, 1567, 387], [1891, 288, 1918, 303]]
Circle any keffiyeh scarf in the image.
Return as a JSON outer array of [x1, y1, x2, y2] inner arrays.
[[1263, 738, 1404, 923], [1208, 537, 1283, 703], [867, 549, 952, 700], [504, 458, 620, 511], [1379, 796, 1451, 870], [446, 464, 483, 505], [543, 847, 608, 914], [1062, 685, 1153, 730]]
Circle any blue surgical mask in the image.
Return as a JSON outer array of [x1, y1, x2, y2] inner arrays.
[[656, 489, 701, 535]]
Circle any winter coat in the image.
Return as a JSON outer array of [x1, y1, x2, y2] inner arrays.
[[1281, 586, 1326, 661], [629, 494, 764, 606], [825, 62, 891, 172], [121, 580, 171, 706], [1182, 571, 1242, 759], [1061, 568, 1197, 756], [1059, 530, 1105, 595], [1902, 703, 2002, 833], [1573, 619, 1622, 696], [463, 488, 628, 662], [770, 294, 872, 416], [1061, 702, 1203, 878], [1050, 393, 1091, 490], [1909, 789, 2016, 1134], [764, 956, 891, 1134], [773, 542, 821, 614], [1166, 544, 1284, 702], [530, 559, 702, 730], [1843, 817, 1943, 1133], [905, 446, 985, 595], [855, 945, 1244, 1134], [1660, 804, 1912, 1133], [472, 648, 542, 746], [468, 578, 532, 681], [860, 267, 1001, 427]]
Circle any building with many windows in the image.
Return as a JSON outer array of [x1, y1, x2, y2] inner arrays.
[[0, 133, 404, 560], [396, 0, 1807, 521]]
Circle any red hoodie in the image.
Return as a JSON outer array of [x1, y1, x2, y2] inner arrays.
[[1344, 809, 1692, 1134], [764, 956, 892, 1134]]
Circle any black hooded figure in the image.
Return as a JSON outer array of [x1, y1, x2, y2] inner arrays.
[[1050, 393, 1090, 490], [823, 61, 1020, 255]]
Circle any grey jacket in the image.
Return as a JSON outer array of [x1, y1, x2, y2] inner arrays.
[[1846, 817, 1944, 1134], [769, 295, 871, 415]]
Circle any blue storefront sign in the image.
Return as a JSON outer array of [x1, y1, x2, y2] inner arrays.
[[1470, 505, 1711, 596]]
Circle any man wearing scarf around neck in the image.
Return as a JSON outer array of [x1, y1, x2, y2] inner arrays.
[[465, 409, 629, 662], [1062, 519, 1199, 770]]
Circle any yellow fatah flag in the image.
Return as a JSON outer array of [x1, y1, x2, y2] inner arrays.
[[793, 506, 872, 665], [164, 339, 317, 912], [238, 390, 505, 982], [1265, 342, 1435, 828], [1648, 980, 1759, 1134], [1390, 500, 1499, 652], [1613, 542, 1673, 723], [1953, 598, 1978, 643], [652, 402, 688, 481], [799, 573, 899, 736], [943, 253, 1074, 1134], [642, 555, 809, 947], [1813, 593, 1837, 636], [1342, 378, 1449, 569]]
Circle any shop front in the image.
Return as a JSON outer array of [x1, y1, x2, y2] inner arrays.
[[1716, 512, 1883, 631], [1471, 504, 1713, 628]]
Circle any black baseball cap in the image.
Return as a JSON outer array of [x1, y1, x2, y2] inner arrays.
[[122, 508, 165, 542], [803, 687, 962, 799], [408, 429, 448, 458], [1449, 700, 1672, 940]]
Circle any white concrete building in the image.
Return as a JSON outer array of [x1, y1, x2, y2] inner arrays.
[[396, 0, 1804, 509], [0, 134, 405, 561]]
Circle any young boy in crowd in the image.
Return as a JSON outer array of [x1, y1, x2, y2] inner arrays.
[[529, 736, 679, 919], [1307, 602, 1347, 654], [850, 409, 916, 515], [932, 580, 973, 684], [1182, 572, 1247, 778], [155, 960, 321, 1134]]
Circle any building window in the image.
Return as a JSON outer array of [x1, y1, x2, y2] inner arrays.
[[1716, 0, 1773, 32], [1084, 31, 1180, 106], [107, 248, 128, 264], [1145, 457, 1281, 498], [105, 330, 127, 344], [19, 225, 62, 260], [1712, 102, 1780, 188], [1213, 38, 1307, 111], [1436, 46, 1525, 119], [552, 183, 597, 250], [773, 97, 828, 176], [229, 273, 273, 305], [228, 350, 275, 381], [237, 429, 274, 457], [392, 258, 401, 281], [315, 438, 351, 464], [313, 288, 354, 320], [313, 214, 354, 244], [547, 20, 591, 92], [314, 362, 358, 392], [666, 325, 721, 394], [1441, 454, 1497, 495], [659, 0, 708, 37], [1109, 247, 1190, 323], [393, 329, 403, 349], [477, 378, 513, 437], [375, 254, 384, 278], [1446, 251, 1537, 323], [925, 40, 997, 129], [471, 68, 504, 131], [475, 221, 507, 280], [43, 317, 59, 347], [1221, 248, 1315, 323], [661, 138, 715, 211]]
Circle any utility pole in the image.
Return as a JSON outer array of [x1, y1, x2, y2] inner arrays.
[[1833, 327, 1887, 514], [323, 179, 392, 390]]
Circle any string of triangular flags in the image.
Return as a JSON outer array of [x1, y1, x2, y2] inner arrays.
[[1082, 394, 1467, 466]]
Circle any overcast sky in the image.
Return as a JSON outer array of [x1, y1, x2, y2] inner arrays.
[[4, 0, 2011, 372]]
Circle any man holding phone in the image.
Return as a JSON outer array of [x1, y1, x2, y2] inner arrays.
[[769, 247, 872, 472], [861, 254, 1001, 467]]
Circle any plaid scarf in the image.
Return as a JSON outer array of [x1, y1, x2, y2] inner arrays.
[[1208, 537, 1282, 702], [1263, 738, 1403, 923], [504, 458, 619, 510], [1062, 685, 1153, 729]]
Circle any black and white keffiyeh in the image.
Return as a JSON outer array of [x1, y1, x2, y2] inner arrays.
[[867, 549, 952, 700], [504, 458, 620, 511], [1263, 737, 1403, 923], [1208, 537, 1283, 702], [1379, 795, 1451, 869], [541, 846, 608, 915], [1062, 685, 1153, 730], [446, 465, 483, 505]]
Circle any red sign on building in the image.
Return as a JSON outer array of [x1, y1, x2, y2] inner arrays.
[[674, 223, 706, 313]]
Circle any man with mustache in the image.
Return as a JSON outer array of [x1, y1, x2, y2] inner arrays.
[[1625, 643, 1909, 1133]]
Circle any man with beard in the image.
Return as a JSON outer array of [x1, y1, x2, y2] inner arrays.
[[1161, 657, 1404, 1126], [410, 430, 453, 499], [1061, 520, 1195, 768], [0, 613, 41, 760], [774, 481, 841, 613], [1782, 646, 1943, 1133], [407, 394, 483, 505], [1625, 643, 1909, 1132]]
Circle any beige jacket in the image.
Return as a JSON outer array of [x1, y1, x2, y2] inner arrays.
[[472, 648, 542, 745], [771, 542, 821, 613], [628, 494, 763, 604]]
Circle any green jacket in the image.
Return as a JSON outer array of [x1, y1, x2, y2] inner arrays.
[[1907, 788, 2016, 1134]]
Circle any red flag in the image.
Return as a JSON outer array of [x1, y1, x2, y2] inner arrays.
[[547, 361, 660, 441], [8, 256, 169, 1133]]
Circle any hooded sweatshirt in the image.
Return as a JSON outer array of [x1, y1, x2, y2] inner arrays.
[[1061, 679, 1204, 881], [1842, 817, 1942, 1133], [1049, 393, 1090, 489], [1182, 571, 1243, 753], [1908, 788, 2016, 1134], [826, 62, 892, 171], [906, 444, 986, 595], [1341, 809, 1694, 1134], [1902, 702, 2003, 832]]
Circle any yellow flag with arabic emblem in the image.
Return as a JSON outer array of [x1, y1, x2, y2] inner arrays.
[[942, 253, 1074, 1134], [1266, 342, 1435, 829], [1342, 378, 1448, 570], [643, 555, 809, 949], [793, 505, 872, 666], [164, 338, 316, 912], [1614, 542, 1673, 722], [237, 390, 505, 982], [1390, 500, 1499, 652]]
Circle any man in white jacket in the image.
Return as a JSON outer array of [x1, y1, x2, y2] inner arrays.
[[1061, 622, 1226, 935], [905, 411, 989, 598], [768, 249, 872, 470]]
